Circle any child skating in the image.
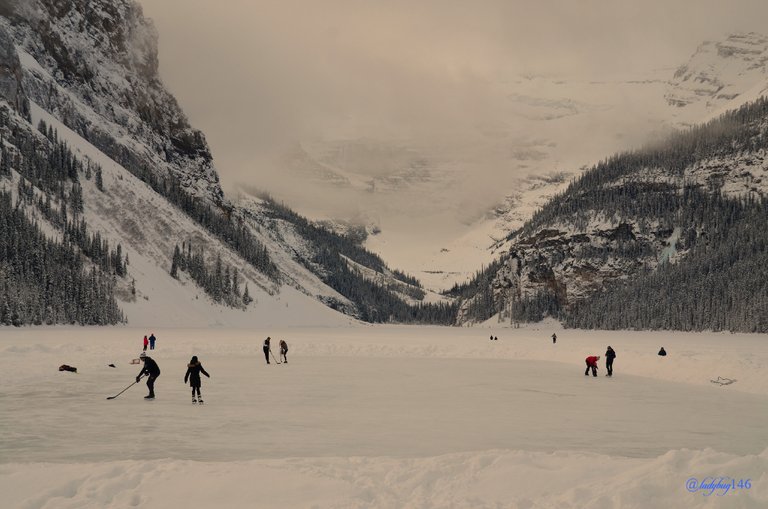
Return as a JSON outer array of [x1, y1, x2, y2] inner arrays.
[[184, 355, 210, 403]]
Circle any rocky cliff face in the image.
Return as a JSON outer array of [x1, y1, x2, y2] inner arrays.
[[0, 20, 27, 116], [2, 0, 223, 203]]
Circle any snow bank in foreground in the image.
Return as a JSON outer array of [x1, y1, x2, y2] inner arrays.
[[3, 448, 767, 509]]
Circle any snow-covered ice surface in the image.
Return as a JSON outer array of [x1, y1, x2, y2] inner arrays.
[[1, 325, 767, 508]]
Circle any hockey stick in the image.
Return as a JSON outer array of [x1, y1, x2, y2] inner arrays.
[[270, 350, 281, 364], [107, 379, 140, 400]]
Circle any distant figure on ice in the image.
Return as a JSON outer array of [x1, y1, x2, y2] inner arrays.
[[58, 364, 77, 373], [658, 347, 667, 356], [184, 356, 210, 403], [490, 335, 493, 341], [263, 337, 272, 364], [279, 339, 289, 364], [143, 335, 148, 351], [149, 333, 157, 350], [136, 352, 161, 399], [584, 355, 600, 377], [494, 336, 498, 341], [552, 333, 557, 344], [605, 346, 616, 376]]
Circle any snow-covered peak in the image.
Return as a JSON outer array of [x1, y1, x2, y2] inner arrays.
[[666, 32, 768, 124]]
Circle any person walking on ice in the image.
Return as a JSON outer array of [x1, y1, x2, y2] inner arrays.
[[552, 333, 557, 344], [184, 355, 210, 403], [149, 333, 157, 350], [142, 335, 148, 351], [279, 339, 288, 364], [584, 355, 600, 377], [605, 346, 616, 376], [136, 352, 161, 399], [263, 337, 272, 364]]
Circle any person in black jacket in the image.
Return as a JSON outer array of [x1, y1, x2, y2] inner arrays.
[[184, 355, 210, 403], [136, 352, 161, 399], [658, 347, 667, 356], [279, 339, 288, 364], [263, 337, 272, 364], [605, 346, 616, 376]]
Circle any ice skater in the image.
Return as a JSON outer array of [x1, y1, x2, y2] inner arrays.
[[605, 346, 616, 376], [584, 355, 600, 377], [142, 335, 148, 351], [263, 336, 272, 364], [149, 333, 156, 350], [136, 352, 161, 399], [279, 339, 288, 363], [184, 355, 210, 403]]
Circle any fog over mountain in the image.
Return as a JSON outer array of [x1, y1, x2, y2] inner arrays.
[[138, 0, 768, 288]]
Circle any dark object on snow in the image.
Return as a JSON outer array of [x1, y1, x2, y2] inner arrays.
[[552, 333, 557, 344], [136, 353, 161, 398], [658, 347, 667, 356], [710, 376, 736, 386], [59, 364, 77, 373], [494, 336, 498, 341], [149, 333, 156, 350], [108, 363, 116, 368], [605, 346, 616, 376]]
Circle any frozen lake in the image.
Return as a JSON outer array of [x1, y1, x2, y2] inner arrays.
[[2, 326, 767, 508], [2, 356, 766, 463]]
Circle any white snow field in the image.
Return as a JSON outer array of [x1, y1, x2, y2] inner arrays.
[[1, 325, 767, 508]]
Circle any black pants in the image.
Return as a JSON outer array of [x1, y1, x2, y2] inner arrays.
[[281, 349, 287, 363], [263, 347, 270, 364], [606, 359, 613, 376], [191, 385, 201, 397], [146, 375, 158, 396], [585, 363, 597, 377]]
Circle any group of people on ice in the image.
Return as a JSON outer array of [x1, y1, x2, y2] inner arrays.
[[131, 336, 288, 401], [262, 336, 288, 364], [583, 344, 667, 377], [584, 346, 616, 377], [134, 352, 213, 403], [142, 333, 157, 351]]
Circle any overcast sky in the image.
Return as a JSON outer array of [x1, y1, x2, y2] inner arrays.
[[137, 0, 768, 213]]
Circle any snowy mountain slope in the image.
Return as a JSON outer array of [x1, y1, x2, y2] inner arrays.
[[2, 0, 223, 205], [455, 97, 768, 331], [24, 100, 351, 328], [0, 12, 352, 327], [666, 32, 768, 125], [1, 2, 447, 327]]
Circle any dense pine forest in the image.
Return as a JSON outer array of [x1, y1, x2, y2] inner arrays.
[[0, 108, 124, 325]]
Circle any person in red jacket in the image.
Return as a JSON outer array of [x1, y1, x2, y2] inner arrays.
[[143, 335, 148, 351], [585, 355, 600, 377]]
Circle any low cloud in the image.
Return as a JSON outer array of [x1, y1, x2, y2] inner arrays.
[[138, 0, 768, 231]]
